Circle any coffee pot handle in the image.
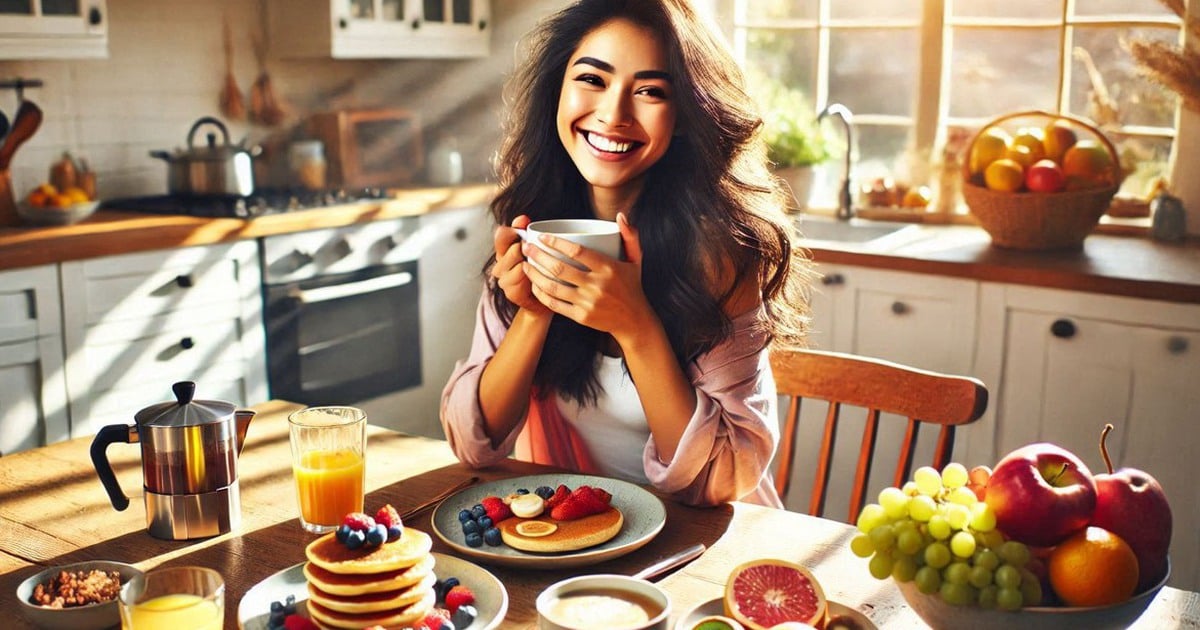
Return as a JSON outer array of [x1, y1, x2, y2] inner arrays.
[[90, 424, 136, 511]]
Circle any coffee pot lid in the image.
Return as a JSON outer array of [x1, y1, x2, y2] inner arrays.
[[135, 381, 236, 428]]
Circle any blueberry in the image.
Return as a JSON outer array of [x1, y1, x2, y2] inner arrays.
[[335, 524, 351, 543], [387, 524, 403, 541], [366, 523, 387, 546], [458, 508, 473, 523], [270, 600, 284, 613], [268, 610, 285, 629], [534, 485, 554, 500], [470, 504, 486, 520], [451, 604, 478, 628], [345, 528, 366, 549], [435, 620, 456, 630], [462, 519, 481, 536], [436, 576, 460, 602], [283, 593, 297, 614], [516, 487, 530, 495], [465, 531, 484, 547], [483, 526, 502, 546], [477, 515, 493, 529]]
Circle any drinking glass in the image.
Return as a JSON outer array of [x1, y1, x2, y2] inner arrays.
[[119, 566, 223, 630], [288, 405, 367, 533]]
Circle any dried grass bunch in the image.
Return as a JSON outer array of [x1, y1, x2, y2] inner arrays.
[[1128, 0, 1200, 112]]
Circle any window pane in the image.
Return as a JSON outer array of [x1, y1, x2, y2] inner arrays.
[[832, 0, 920, 20], [744, 0, 816, 21], [1069, 26, 1179, 128], [948, 28, 1059, 118], [828, 28, 919, 117], [1073, 1, 1176, 18], [745, 28, 817, 94], [952, 0, 1060, 20]]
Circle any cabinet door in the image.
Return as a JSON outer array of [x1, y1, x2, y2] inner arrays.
[[0, 0, 106, 59], [270, 0, 488, 59], [0, 265, 69, 452]]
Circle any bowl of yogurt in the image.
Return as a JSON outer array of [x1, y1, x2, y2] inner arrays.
[[537, 574, 670, 630]]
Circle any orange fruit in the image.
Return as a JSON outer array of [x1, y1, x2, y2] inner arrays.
[[969, 128, 1011, 175], [1062, 141, 1116, 190], [724, 559, 826, 630], [1011, 128, 1047, 163], [1048, 526, 1139, 607], [984, 158, 1025, 192], [1005, 144, 1038, 169], [1043, 120, 1078, 162]]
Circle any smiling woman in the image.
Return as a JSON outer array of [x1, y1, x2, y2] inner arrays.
[[440, 0, 815, 509]]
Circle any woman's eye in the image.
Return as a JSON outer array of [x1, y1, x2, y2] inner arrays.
[[574, 73, 605, 87], [637, 86, 669, 100]]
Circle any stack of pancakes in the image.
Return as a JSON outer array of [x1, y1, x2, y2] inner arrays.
[[303, 527, 437, 629]]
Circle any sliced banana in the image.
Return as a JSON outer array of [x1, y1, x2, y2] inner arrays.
[[515, 520, 557, 537], [509, 493, 546, 518]]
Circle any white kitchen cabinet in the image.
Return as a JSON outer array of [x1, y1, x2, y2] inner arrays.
[[0, 0, 107, 59], [268, 0, 490, 59], [0, 265, 68, 454], [785, 263, 979, 517], [358, 205, 491, 438], [59, 242, 267, 437], [975, 283, 1200, 590]]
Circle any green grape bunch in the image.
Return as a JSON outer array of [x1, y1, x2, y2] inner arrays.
[[851, 463, 1044, 610]]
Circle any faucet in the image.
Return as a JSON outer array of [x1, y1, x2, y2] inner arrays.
[[818, 103, 854, 220]]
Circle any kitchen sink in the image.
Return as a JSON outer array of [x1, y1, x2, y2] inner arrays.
[[796, 217, 919, 245]]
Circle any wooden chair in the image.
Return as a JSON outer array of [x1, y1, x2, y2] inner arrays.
[[770, 348, 988, 524]]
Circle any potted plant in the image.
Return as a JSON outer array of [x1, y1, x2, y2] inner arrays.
[[749, 72, 832, 210]]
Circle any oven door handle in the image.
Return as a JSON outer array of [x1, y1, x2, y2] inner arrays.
[[291, 271, 413, 304]]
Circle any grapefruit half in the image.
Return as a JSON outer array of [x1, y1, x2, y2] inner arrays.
[[723, 559, 827, 630]]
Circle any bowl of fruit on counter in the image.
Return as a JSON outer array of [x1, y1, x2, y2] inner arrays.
[[18, 182, 99, 226], [852, 424, 1171, 630]]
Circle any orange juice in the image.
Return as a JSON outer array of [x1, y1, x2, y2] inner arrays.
[[124, 593, 221, 630], [294, 449, 365, 526]]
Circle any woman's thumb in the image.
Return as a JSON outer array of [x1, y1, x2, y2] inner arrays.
[[617, 212, 641, 264]]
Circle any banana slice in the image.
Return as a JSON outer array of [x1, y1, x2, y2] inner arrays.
[[509, 493, 545, 518], [515, 520, 557, 537]]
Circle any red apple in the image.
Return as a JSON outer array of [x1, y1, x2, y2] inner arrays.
[[1025, 159, 1066, 193], [1091, 424, 1173, 592], [984, 443, 1097, 547]]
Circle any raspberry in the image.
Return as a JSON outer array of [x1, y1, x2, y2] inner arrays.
[[341, 512, 376, 531], [282, 615, 319, 630], [422, 611, 452, 630], [375, 504, 402, 529], [444, 585, 476, 614], [480, 496, 512, 522]]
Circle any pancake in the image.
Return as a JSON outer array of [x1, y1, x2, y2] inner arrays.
[[499, 506, 623, 553], [305, 527, 433, 574], [306, 588, 435, 629], [306, 571, 437, 614], [303, 553, 435, 596]]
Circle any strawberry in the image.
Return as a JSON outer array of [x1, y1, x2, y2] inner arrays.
[[480, 496, 512, 522], [283, 615, 320, 630], [550, 486, 611, 521], [444, 585, 476, 614], [545, 484, 572, 508], [421, 610, 451, 630], [341, 512, 376, 532], [587, 485, 612, 505]]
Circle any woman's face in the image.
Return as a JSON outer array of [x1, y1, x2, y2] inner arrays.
[[556, 17, 677, 201]]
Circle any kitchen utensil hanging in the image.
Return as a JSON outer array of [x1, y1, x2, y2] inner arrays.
[[219, 14, 245, 121], [249, 24, 286, 126]]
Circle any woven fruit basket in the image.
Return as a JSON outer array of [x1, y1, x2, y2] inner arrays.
[[962, 110, 1122, 250]]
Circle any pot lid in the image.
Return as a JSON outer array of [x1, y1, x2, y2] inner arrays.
[[135, 381, 236, 428]]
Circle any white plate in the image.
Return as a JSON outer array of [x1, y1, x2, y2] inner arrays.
[[431, 473, 667, 569], [237, 552, 508, 630], [673, 597, 877, 630]]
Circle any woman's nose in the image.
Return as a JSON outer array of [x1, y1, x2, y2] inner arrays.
[[596, 89, 633, 127]]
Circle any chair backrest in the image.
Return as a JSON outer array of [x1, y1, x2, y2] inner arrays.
[[770, 348, 988, 524]]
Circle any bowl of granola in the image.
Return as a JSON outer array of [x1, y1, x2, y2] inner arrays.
[[16, 560, 142, 629]]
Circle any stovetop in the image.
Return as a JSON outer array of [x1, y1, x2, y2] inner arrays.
[[99, 188, 391, 218]]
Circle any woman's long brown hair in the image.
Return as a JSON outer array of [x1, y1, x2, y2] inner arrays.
[[488, 0, 812, 404]]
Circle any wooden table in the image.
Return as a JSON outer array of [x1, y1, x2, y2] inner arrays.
[[3, 400, 1197, 629]]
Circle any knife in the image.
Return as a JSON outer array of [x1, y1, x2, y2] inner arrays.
[[632, 543, 707, 581]]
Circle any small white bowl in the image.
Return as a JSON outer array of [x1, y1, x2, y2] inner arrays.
[[17, 200, 99, 227], [16, 561, 143, 630], [537, 574, 671, 630]]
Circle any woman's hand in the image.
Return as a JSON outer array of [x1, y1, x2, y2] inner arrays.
[[493, 215, 551, 317], [523, 213, 655, 341]]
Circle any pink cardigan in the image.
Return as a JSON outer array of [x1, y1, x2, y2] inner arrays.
[[440, 290, 784, 508]]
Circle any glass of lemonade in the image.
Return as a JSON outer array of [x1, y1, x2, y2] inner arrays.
[[288, 405, 367, 533], [119, 566, 223, 630]]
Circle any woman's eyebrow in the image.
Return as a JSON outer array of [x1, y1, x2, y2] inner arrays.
[[572, 56, 673, 83]]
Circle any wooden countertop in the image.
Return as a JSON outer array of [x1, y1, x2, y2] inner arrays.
[[2, 187, 1198, 304]]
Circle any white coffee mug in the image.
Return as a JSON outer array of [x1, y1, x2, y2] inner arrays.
[[518, 219, 622, 269]]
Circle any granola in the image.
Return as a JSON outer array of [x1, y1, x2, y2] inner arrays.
[[29, 569, 121, 608]]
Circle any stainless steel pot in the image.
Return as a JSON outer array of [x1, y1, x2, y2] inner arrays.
[[150, 116, 258, 196]]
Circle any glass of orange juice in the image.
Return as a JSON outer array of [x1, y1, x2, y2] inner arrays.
[[119, 566, 223, 630], [288, 405, 367, 533]]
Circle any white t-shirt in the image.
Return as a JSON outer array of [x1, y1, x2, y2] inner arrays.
[[557, 354, 651, 484]]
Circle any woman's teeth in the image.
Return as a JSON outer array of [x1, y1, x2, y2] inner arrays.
[[586, 132, 634, 154]]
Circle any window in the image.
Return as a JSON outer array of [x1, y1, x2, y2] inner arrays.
[[726, 0, 1183, 213]]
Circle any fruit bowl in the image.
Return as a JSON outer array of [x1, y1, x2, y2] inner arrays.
[[17, 200, 99, 227], [896, 559, 1169, 630], [961, 110, 1122, 250]]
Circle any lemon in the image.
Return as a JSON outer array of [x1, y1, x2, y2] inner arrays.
[[984, 158, 1025, 192], [969, 128, 1011, 175]]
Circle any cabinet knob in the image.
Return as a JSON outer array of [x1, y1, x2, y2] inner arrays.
[[175, 274, 194, 289], [891, 301, 909, 315], [338, 17, 348, 29], [1167, 336, 1189, 355], [478, 19, 488, 31], [411, 18, 421, 29], [1050, 318, 1077, 339], [821, 273, 844, 286], [88, 6, 103, 26], [179, 337, 195, 350]]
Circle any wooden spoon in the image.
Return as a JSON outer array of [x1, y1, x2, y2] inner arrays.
[[0, 100, 43, 171]]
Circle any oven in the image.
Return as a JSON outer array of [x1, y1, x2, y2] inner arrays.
[[260, 218, 423, 406]]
